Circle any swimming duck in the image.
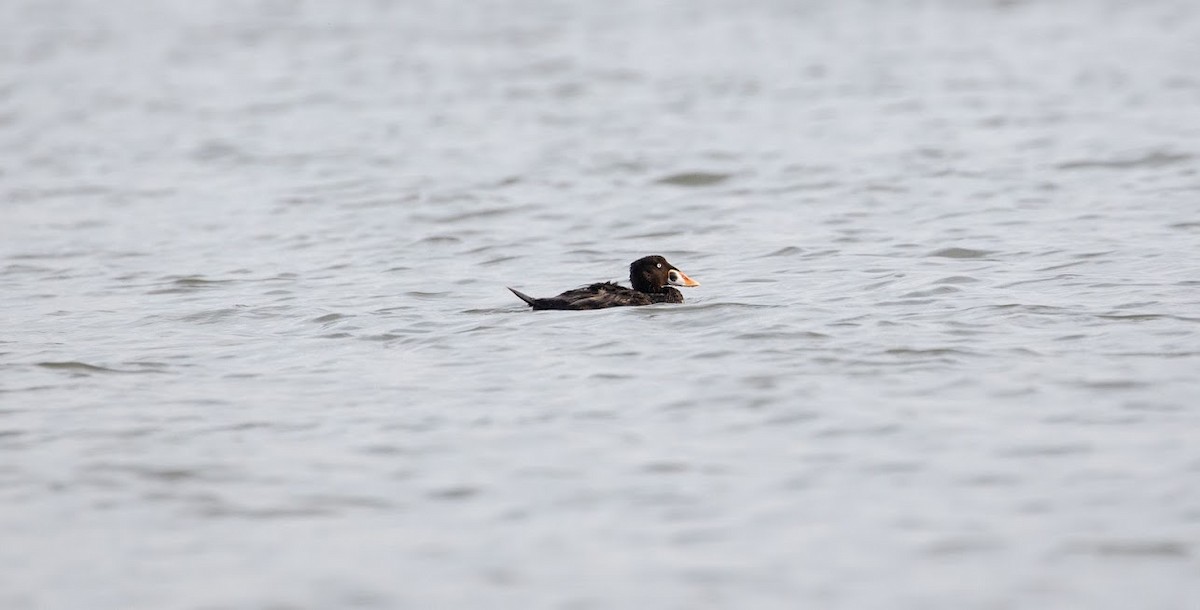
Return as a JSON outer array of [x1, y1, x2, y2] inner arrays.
[[509, 255, 700, 310]]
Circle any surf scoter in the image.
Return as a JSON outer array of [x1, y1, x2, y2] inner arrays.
[[508, 255, 700, 310]]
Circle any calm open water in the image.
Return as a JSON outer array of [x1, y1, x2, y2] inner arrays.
[[2, 1, 1199, 608]]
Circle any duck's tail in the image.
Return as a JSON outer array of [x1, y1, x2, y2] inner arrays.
[[507, 287, 538, 307]]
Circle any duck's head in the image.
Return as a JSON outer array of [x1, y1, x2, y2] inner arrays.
[[629, 255, 700, 293]]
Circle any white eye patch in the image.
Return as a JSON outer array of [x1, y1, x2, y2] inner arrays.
[[656, 263, 662, 268]]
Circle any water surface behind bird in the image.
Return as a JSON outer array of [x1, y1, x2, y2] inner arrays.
[[2, 1, 1199, 608]]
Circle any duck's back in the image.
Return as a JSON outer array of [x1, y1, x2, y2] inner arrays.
[[518, 282, 653, 310]]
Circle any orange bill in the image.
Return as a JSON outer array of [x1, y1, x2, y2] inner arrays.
[[672, 270, 700, 287]]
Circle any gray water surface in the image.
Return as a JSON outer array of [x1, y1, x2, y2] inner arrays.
[[2, 1, 1199, 608]]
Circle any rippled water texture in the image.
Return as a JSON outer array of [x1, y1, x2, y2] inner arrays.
[[2, 1, 1199, 608]]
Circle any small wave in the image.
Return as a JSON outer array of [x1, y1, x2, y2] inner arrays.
[[899, 286, 961, 298], [461, 307, 519, 314], [37, 361, 120, 373], [148, 276, 236, 294], [933, 275, 979, 284], [36, 361, 160, 375], [876, 298, 935, 307], [760, 246, 805, 258], [1076, 378, 1149, 390], [357, 333, 405, 343], [883, 347, 977, 357], [1096, 313, 1200, 323], [1056, 150, 1192, 170], [427, 486, 481, 501], [311, 313, 351, 323], [7, 250, 88, 261], [926, 247, 995, 259], [766, 181, 840, 194], [181, 308, 241, 323], [654, 171, 732, 187], [480, 255, 519, 266], [1, 263, 54, 274], [923, 537, 1002, 556], [735, 331, 829, 341], [170, 276, 230, 286], [998, 443, 1092, 457], [1066, 540, 1190, 558], [411, 235, 461, 245], [590, 372, 631, 380], [191, 140, 244, 162], [626, 230, 684, 239], [438, 204, 532, 223]]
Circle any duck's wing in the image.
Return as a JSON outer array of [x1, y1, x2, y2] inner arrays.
[[510, 282, 650, 310], [559, 283, 654, 309]]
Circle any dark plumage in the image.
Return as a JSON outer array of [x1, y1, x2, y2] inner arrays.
[[509, 255, 700, 310]]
